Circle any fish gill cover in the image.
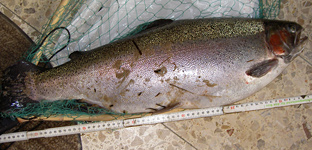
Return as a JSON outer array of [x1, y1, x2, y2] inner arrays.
[[2, 0, 280, 120]]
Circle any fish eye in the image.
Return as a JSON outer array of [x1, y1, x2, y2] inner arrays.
[[287, 24, 297, 33]]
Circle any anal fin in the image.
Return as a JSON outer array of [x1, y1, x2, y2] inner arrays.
[[150, 102, 181, 115]]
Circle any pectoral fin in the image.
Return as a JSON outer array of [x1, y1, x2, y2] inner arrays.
[[246, 59, 278, 78]]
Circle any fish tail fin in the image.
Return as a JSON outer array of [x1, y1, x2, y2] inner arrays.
[[1, 60, 43, 113]]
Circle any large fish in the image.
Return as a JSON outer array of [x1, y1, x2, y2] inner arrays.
[[1, 18, 307, 114]]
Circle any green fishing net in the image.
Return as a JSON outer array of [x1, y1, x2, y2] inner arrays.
[[4, 0, 281, 120]]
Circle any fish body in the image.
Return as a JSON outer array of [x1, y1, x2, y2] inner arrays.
[[1, 18, 307, 114]]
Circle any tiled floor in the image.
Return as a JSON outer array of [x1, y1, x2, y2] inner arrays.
[[0, 0, 61, 41], [1, 0, 312, 149]]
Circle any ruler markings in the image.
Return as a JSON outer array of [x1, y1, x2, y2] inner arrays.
[[0, 94, 311, 143]]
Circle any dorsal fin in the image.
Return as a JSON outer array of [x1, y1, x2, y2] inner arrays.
[[69, 51, 88, 60], [130, 19, 174, 36]]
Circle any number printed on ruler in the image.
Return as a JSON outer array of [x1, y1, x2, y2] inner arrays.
[[223, 95, 312, 113]]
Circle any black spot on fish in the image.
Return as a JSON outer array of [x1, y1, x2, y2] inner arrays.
[[155, 92, 161, 97], [159, 57, 171, 66], [154, 66, 167, 76], [94, 88, 96, 93], [98, 6, 103, 12], [109, 104, 114, 107], [132, 40, 142, 55], [169, 84, 194, 94], [147, 107, 158, 111], [156, 103, 166, 108], [138, 92, 143, 96]]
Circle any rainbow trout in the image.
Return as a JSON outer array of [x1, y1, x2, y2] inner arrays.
[[1, 18, 307, 114]]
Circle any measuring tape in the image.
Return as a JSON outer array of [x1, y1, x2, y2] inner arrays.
[[1, 94, 311, 143]]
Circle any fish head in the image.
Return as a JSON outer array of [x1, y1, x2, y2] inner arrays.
[[264, 20, 308, 63]]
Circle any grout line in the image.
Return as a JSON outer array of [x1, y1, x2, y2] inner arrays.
[[161, 123, 198, 150], [299, 55, 312, 66], [0, 2, 42, 35]]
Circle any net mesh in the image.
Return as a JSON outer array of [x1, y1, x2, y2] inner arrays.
[[3, 0, 280, 120]]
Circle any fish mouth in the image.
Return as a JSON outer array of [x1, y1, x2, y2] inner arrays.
[[283, 36, 308, 63], [290, 36, 308, 56], [278, 23, 308, 63], [298, 36, 308, 45], [294, 25, 308, 46]]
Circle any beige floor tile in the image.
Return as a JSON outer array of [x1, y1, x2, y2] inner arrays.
[[0, 0, 61, 32], [80, 124, 196, 150], [0, 3, 40, 41]]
